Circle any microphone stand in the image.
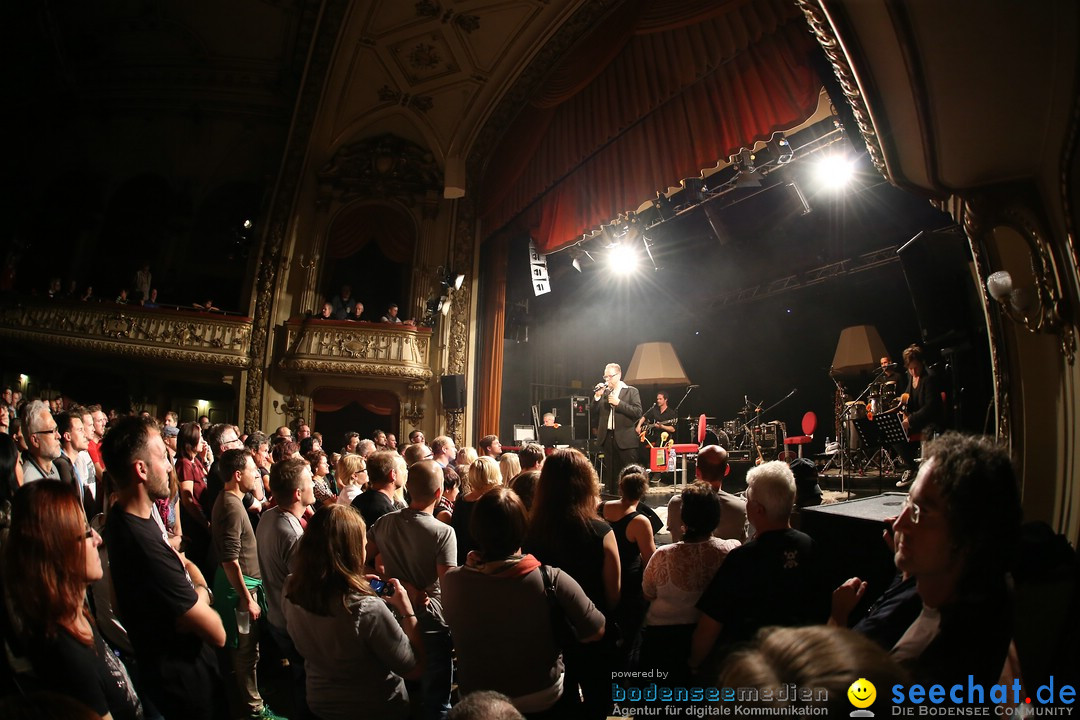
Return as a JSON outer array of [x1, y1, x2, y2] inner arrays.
[[740, 389, 798, 461], [672, 385, 697, 440], [833, 373, 881, 498]]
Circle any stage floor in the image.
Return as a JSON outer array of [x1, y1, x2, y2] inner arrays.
[[625, 464, 907, 546]]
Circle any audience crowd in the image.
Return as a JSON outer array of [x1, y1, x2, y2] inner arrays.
[[0, 384, 1071, 720]]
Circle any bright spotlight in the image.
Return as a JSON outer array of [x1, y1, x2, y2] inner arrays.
[[815, 155, 855, 190], [607, 244, 640, 276]]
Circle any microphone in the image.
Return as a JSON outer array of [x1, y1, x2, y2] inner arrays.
[[594, 381, 606, 393], [881, 362, 900, 370], [687, 384, 700, 389], [744, 395, 749, 406]]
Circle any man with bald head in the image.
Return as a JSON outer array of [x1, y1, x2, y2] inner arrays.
[[666, 445, 747, 543], [403, 442, 433, 466], [368, 459, 457, 720]]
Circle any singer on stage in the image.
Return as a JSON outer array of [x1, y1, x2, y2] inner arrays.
[[594, 362, 643, 493]]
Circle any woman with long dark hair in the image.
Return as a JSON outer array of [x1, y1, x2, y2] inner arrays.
[[0, 433, 19, 541], [3, 482, 142, 719], [283, 504, 424, 719], [524, 449, 619, 719], [175, 421, 211, 571]]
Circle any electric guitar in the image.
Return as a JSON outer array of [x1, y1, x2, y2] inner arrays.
[[638, 419, 675, 443]]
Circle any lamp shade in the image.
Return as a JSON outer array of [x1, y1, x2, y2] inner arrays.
[[831, 325, 889, 375], [624, 342, 691, 386]]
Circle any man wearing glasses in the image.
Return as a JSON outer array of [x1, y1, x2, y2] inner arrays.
[[593, 362, 643, 494], [21, 399, 64, 483], [199, 422, 251, 522], [887, 432, 1020, 688], [689, 460, 829, 674]]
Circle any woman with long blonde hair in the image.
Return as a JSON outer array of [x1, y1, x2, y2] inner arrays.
[[450, 455, 502, 564], [335, 453, 367, 506]]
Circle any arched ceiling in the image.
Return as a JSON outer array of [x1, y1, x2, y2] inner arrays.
[[317, 0, 598, 160]]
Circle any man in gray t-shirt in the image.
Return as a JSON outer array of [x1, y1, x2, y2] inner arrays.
[[256, 457, 315, 718], [255, 458, 313, 631], [210, 449, 278, 719], [369, 460, 457, 720]]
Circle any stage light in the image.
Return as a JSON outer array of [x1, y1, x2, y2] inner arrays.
[[655, 191, 676, 220], [607, 243, 640, 276], [681, 177, 705, 204], [601, 225, 620, 248], [815, 154, 855, 189], [766, 133, 793, 164]]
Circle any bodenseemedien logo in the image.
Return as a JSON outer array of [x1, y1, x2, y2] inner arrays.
[[848, 678, 877, 717]]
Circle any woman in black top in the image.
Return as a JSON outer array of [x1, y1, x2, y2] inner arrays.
[[4, 482, 142, 719], [599, 470, 656, 668], [524, 448, 620, 719]]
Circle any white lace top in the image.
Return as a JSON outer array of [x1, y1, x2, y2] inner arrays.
[[642, 536, 741, 626]]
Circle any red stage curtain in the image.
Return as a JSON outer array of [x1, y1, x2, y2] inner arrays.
[[479, 0, 820, 254], [476, 238, 509, 438], [312, 388, 396, 416], [326, 203, 415, 263]]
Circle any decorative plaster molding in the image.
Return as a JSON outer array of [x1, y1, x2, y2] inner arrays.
[[795, 0, 888, 178], [279, 320, 433, 382], [245, 0, 351, 432], [0, 303, 252, 369]]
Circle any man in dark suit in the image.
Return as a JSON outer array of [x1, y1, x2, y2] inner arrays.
[[593, 362, 642, 494]]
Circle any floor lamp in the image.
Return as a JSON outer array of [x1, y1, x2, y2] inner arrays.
[[624, 342, 693, 486], [831, 325, 889, 496]]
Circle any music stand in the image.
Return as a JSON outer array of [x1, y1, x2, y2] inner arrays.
[[537, 425, 572, 448], [852, 414, 904, 491]]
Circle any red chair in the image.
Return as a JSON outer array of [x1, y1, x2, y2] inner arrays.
[[784, 411, 817, 458]]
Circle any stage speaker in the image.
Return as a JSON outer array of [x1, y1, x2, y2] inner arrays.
[[799, 493, 906, 605], [441, 374, 466, 410], [537, 395, 591, 442]]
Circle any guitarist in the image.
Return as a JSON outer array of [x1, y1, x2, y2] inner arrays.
[[636, 390, 678, 445], [894, 344, 945, 487], [636, 391, 679, 480]]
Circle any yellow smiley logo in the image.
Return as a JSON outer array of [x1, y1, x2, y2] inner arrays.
[[847, 678, 876, 709]]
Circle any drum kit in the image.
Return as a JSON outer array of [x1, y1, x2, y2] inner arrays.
[[841, 379, 901, 450], [683, 400, 788, 461]]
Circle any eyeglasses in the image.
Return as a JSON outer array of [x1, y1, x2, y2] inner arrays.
[[603, 374, 615, 379], [902, 495, 930, 525], [33, 427, 59, 436]]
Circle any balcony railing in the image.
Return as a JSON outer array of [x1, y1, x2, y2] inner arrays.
[[0, 299, 253, 369], [278, 317, 433, 382]]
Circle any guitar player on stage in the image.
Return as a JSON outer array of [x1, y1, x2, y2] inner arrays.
[[636, 390, 678, 481], [594, 362, 643, 494], [894, 344, 944, 487]]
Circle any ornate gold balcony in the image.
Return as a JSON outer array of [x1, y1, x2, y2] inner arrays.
[[0, 300, 252, 369], [278, 318, 433, 382]]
